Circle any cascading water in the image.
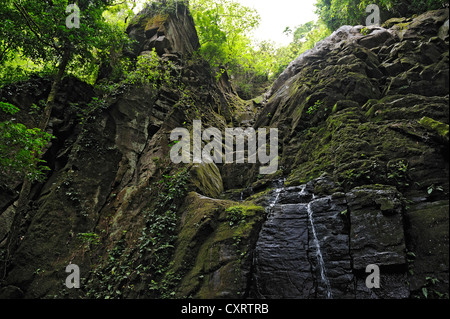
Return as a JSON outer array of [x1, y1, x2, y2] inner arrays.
[[251, 179, 284, 298], [269, 187, 282, 209], [306, 197, 333, 299], [250, 180, 337, 299]]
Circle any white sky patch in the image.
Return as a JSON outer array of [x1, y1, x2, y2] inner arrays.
[[237, 0, 318, 46]]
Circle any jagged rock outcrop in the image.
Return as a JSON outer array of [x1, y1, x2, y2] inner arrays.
[[125, 1, 200, 57], [0, 5, 448, 300]]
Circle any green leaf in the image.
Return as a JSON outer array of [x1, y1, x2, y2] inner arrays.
[[422, 287, 428, 298], [0, 102, 19, 115]]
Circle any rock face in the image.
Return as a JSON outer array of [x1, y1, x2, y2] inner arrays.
[[126, 1, 200, 57], [0, 5, 448, 300], [249, 179, 409, 299], [250, 182, 352, 299], [250, 8, 449, 299]]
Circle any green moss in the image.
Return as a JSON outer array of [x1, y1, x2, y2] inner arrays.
[[245, 188, 271, 204], [190, 162, 224, 198], [283, 95, 442, 192], [392, 22, 412, 31], [382, 17, 410, 29], [418, 116, 449, 143], [252, 95, 264, 105], [143, 13, 169, 29], [169, 193, 265, 298]]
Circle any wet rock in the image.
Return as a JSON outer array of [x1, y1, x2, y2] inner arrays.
[[346, 185, 406, 270], [250, 181, 353, 299], [406, 200, 449, 298], [251, 202, 315, 298]]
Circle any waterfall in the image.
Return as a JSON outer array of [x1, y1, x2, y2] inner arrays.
[[251, 180, 336, 299], [306, 197, 333, 299], [269, 188, 282, 208], [268, 178, 285, 209], [252, 179, 284, 298]]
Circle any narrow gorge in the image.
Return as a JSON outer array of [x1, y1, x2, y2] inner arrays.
[[0, 2, 448, 300]]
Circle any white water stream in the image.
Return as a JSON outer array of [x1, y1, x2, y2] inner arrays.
[[305, 192, 333, 299]]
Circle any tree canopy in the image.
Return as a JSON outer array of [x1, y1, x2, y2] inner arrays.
[[189, 0, 260, 70], [315, 0, 449, 31], [0, 0, 131, 206]]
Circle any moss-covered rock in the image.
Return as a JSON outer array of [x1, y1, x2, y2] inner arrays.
[[418, 116, 449, 144], [170, 192, 265, 298], [190, 162, 224, 198]]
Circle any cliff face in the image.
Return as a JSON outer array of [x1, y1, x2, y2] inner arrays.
[[250, 8, 449, 299], [0, 4, 448, 299]]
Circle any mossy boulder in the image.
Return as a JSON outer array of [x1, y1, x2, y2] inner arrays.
[[125, 1, 200, 58], [189, 162, 224, 198], [418, 116, 449, 144], [170, 192, 265, 298]]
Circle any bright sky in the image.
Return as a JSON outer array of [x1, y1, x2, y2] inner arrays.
[[237, 0, 318, 47]]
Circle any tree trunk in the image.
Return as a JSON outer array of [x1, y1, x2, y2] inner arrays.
[[39, 49, 71, 129], [15, 48, 71, 212]]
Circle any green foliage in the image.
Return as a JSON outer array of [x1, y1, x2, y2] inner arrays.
[[136, 168, 190, 298], [0, 53, 56, 86], [226, 206, 246, 227], [427, 184, 444, 195], [190, 0, 260, 71], [315, 0, 449, 31], [77, 232, 101, 247], [307, 100, 325, 115], [225, 204, 263, 227], [190, 0, 278, 97], [360, 26, 370, 35], [230, 40, 279, 98], [0, 101, 19, 115], [84, 168, 190, 299], [0, 102, 52, 185], [419, 276, 449, 299], [125, 49, 173, 88], [0, 0, 131, 85], [387, 159, 409, 187], [189, 0, 332, 98]]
